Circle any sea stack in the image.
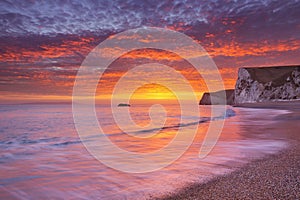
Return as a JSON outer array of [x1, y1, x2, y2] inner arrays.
[[199, 89, 235, 105], [117, 103, 131, 107], [234, 66, 300, 104]]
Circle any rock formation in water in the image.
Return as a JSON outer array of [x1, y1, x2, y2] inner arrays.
[[234, 66, 300, 104], [117, 103, 131, 107], [199, 89, 235, 105]]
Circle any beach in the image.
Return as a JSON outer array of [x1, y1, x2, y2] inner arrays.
[[159, 101, 300, 199], [0, 102, 294, 199]]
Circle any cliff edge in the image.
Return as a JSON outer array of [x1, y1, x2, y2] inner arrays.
[[199, 89, 235, 105], [234, 66, 300, 104]]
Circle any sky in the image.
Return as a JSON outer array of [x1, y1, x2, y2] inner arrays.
[[0, 0, 300, 103]]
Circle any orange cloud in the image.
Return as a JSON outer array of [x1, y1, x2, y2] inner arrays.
[[0, 36, 96, 62], [122, 49, 183, 61], [206, 39, 300, 57], [1, 27, 299, 103]]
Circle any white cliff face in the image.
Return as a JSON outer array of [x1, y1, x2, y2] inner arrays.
[[234, 67, 300, 104]]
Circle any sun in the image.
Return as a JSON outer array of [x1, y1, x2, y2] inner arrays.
[[130, 83, 177, 100]]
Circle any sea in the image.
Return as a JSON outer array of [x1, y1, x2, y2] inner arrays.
[[0, 103, 289, 199]]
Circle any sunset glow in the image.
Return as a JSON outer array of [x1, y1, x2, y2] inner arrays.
[[1, 1, 300, 199], [0, 1, 299, 103], [130, 83, 178, 100]]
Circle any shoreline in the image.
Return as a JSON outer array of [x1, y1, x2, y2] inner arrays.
[[157, 101, 300, 199]]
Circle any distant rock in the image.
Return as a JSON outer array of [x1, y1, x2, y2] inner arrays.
[[234, 66, 300, 104], [199, 89, 235, 105], [117, 103, 131, 107]]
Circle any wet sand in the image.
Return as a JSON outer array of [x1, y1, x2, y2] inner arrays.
[[158, 101, 300, 199]]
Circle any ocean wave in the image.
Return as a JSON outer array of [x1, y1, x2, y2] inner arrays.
[[129, 108, 236, 135]]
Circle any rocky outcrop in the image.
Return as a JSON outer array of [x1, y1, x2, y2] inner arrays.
[[234, 66, 300, 104], [118, 103, 130, 107], [199, 89, 235, 105]]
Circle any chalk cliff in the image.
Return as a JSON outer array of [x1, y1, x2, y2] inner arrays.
[[234, 66, 300, 104], [199, 89, 235, 105]]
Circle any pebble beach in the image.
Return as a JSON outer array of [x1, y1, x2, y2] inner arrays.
[[159, 101, 300, 200]]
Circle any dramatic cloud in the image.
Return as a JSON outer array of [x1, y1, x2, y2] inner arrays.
[[0, 0, 300, 102], [1, 0, 299, 37]]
